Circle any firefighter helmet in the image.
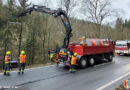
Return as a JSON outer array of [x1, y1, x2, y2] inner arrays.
[[6, 51, 11, 55], [74, 53, 77, 56], [21, 50, 25, 54]]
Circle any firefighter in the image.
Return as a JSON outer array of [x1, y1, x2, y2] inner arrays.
[[50, 53, 55, 62], [69, 53, 78, 72], [67, 50, 73, 63], [59, 50, 67, 62], [4, 51, 11, 76], [18, 50, 26, 75]]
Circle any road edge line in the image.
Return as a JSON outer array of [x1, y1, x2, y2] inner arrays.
[[0, 64, 55, 75]]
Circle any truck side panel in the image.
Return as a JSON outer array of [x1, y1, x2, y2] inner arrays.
[[83, 45, 114, 55], [68, 44, 84, 56], [69, 44, 114, 56]]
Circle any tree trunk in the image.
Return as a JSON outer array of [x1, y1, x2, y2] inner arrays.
[[96, 24, 101, 38], [31, 28, 35, 64], [3, 23, 9, 69], [18, 18, 23, 59], [47, 32, 50, 61]]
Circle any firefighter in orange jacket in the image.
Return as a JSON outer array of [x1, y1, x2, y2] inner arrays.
[[18, 50, 26, 75], [4, 51, 11, 76], [70, 53, 78, 72]]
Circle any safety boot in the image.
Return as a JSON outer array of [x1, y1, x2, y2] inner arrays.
[[6, 70, 10, 76], [18, 72, 20, 75], [7, 72, 10, 76], [72, 69, 76, 71], [71, 69, 76, 73], [22, 70, 24, 74], [18, 70, 20, 75], [69, 69, 72, 72], [4, 72, 6, 76]]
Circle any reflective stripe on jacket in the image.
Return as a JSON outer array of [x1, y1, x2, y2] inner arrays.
[[59, 53, 67, 56], [71, 56, 77, 65], [50, 53, 54, 59], [20, 55, 26, 63]]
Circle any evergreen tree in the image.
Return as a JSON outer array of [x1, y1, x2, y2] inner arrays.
[[115, 18, 123, 31]]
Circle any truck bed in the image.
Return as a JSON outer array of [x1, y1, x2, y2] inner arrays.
[[68, 44, 114, 56]]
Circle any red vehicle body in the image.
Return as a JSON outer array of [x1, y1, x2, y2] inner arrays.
[[58, 38, 115, 68], [115, 40, 130, 55]]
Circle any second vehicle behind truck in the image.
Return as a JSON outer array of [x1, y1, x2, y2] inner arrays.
[[115, 40, 130, 55]]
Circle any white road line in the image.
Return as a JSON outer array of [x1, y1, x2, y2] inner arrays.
[[25, 65, 55, 71], [94, 62, 111, 68], [96, 72, 130, 90], [0, 65, 55, 75]]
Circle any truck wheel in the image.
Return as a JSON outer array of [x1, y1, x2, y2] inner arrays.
[[88, 56, 95, 66], [108, 54, 113, 62], [79, 57, 88, 69]]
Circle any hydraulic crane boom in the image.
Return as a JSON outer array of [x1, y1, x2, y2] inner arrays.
[[18, 5, 72, 49]]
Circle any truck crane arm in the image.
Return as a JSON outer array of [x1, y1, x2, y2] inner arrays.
[[18, 5, 72, 49]]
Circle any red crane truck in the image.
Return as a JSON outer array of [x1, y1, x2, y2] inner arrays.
[[67, 38, 115, 68], [56, 38, 115, 68], [115, 40, 130, 55], [18, 5, 115, 68]]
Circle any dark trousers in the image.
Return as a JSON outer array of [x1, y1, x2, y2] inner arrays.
[[70, 65, 76, 70], [19, 63, 25, 72], [4, 64, 10, 73]]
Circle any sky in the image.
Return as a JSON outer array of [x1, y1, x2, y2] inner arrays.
[[27, 0, 130, 23], [112, 0, 130, 19], [4, 0, 130, 25]]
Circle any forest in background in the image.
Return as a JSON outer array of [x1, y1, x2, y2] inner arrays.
[[0, 0, 130, 69]]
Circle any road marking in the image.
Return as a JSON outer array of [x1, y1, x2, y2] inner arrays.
[[25, 65, 55, 71], [96, 72, 130, 90], [94, 62, 111, 68], [0, 65, 55, 75]]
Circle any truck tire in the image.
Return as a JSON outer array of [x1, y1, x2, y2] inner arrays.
[[88, 56, 95, 66], [108, 54, 113, 62], [79, 57, 88, 69]]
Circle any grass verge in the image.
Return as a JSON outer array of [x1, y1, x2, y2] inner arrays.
[[116, 79, 130, 90]]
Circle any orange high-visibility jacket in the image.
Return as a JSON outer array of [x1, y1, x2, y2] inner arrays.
[[71, 56, 77, 65], [20, 55, 26, 63], [5, 56, 10, 64]]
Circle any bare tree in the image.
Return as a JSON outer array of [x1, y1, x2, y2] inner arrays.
[[59, 0, 78, 16], [18, 0, 31, 58], [82, 0, 113, 38]]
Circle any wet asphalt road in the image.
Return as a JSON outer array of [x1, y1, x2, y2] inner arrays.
[[0, 55, 130, 90]]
